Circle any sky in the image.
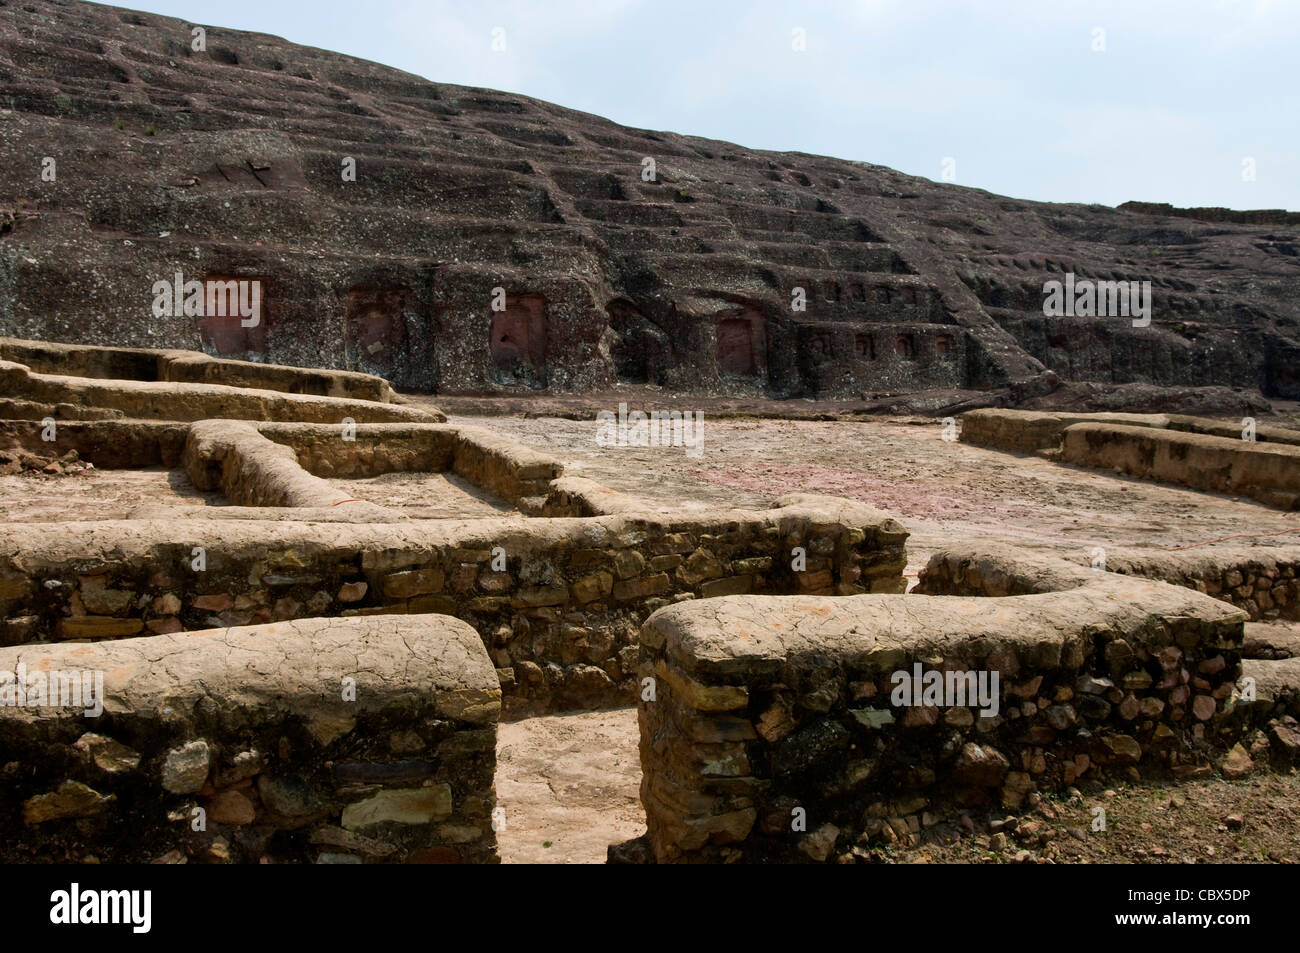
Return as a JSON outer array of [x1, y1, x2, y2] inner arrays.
[[109, 0, 1297, 209]]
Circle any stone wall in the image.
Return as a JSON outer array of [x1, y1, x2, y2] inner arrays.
[[184, 419, 358, 508], [961, 407, 1300, 454], [1062, 423, 1300, 509], [0, 337, 399, 402], [1071, 546, 1300, 622], [0, 418, 563, 515], [959, 409, 1300, 509], [0, 496, 907, 717], [0, 358, 439, 424], [254, 421, 563, 500], [635, 545, 1251, 862], [960, 409, 1171, 453], [0, 419, 189, 469], [0, 614, 499, 863]]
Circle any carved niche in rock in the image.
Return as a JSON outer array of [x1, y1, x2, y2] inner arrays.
[[715, 307, 765, 379], [345, 287, 416, 380], [198, 274, 269, 358], [490, 293, 548, 387]]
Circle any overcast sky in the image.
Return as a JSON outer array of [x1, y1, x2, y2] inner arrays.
[[112, 0, 1297, 209]]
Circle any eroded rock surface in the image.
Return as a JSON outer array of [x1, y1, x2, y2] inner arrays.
[[0, 2, 1296, 400]]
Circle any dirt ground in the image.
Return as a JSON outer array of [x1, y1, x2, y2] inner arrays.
[[889, 770, 1300, 865], [495, 710, 644, 864], [325, 471, 513, 518], [0, 466, 219, 522]]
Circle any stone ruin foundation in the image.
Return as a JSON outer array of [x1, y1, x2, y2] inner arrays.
[[635, 545, 1298, 862], [1, 340, 1297, 863], [961, 408, 1300, 509]]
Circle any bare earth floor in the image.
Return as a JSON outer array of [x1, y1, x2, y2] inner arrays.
[[0, 467, 219, 522], [325, 471, 514, 518], [495, 709, 644, 864]]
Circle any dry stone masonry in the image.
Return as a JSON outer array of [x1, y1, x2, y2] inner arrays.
[[0, 345, 906, 721], [1066, 547, 1300, 623], [1, 339, 1298, 864], [0, 614, 499, 863], [0, 495, 906, 716], [634, 546, 1282, 863], [15, 325, 1300, 873]]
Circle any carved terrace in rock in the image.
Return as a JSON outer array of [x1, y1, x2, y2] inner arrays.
[[1, 1, 1296, 402]]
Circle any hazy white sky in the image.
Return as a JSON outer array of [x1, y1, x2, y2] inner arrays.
[[113, 0, 1296, 209]]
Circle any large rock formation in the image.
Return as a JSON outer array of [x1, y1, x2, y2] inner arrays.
[[0, 1, 1297, 399]]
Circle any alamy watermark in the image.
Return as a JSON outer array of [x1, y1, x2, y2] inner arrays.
[[1042, 272, 1151, 328], [0, 663, 103, 717], [50, 883, 150, 933], [890, 664, 999, 717], [151, 272, 261, 327], [595, 402, 704, 458]]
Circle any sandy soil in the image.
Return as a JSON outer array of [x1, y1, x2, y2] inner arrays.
[[325, 471, 513, 518], [0, 467, 219, 522]]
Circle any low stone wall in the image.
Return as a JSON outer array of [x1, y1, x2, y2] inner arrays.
[[164, 353, 397, 403], [0, 495, 907, 716], [0, 337, 399, 403], [194, 421, 562, 513], [0, 338, 167, 384], [0, 614, 500, 863], [0, 359, 439, 425], [542, 476, 646, 518], [1165, 414, 1300, 447], [236, 422, 562, 502], [1071, 546, 1300, 621], [0, 398, 125, 421], [183, 420, 385, 513], [1062, 423, 1300, 509], [449, 426, 565, 502], [961, 408, 1300, 454], [1242, 656, 1300, 720], [0, 417, 564, 515], [960, 409, 1170, 453], [260, 422, 457, 477], [636, 545, 1248, 862]]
